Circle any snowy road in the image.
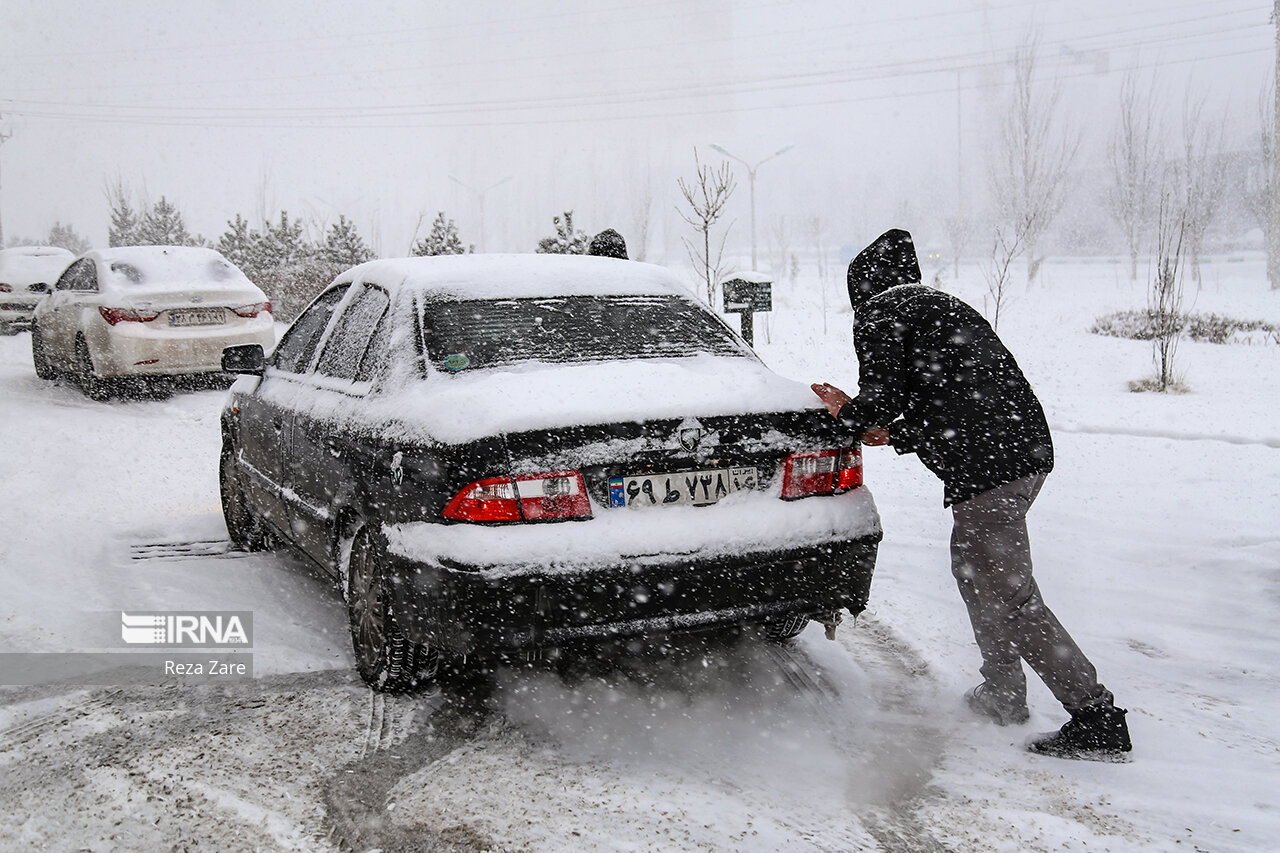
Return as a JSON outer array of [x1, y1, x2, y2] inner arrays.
[[3, 257, 1280, 852], [0, 331, 958, 851]]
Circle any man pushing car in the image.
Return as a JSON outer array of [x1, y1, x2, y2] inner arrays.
[[812, 228, 1131, 761]]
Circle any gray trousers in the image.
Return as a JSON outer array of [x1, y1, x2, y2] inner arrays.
[[950, 474, 1111, 712]]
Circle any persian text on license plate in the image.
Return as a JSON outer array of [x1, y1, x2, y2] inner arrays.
[[169, 307, 225, 327], [609, 466, 758, 508]]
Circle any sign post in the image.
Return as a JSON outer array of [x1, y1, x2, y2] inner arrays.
[[721, 274, 773, 347]]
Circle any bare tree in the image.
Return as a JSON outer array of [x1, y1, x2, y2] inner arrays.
[[677, 148, 737, 305], [1143, 180, 1188, 392], [1241, 81, 1278, 288], [944, 214, 972, 280], [627, 165, 653, 262], [810, 216, 831, 335], [768, 215, 792, 284], [1178, 93, 1228, 286], [982, 223, 1027, 333], [1107, 71, 1162, 282], [989, 35, 1080, 286]]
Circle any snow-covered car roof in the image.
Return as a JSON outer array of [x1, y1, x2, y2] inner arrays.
[[345, 253, 697, 302], [0, 246, 75, 285], [85, 246, 258, 294]]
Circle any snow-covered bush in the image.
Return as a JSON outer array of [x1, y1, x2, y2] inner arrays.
[[1091, 309, 1279, 346]]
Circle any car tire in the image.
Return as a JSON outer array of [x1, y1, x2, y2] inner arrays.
[[75, 335, 111, 401], [31, 324, 56, 380], [220, 444, 270, 552], [345, 526, 437, 693], [762, 613, 810, 642]]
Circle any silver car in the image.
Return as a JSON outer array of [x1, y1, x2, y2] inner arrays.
[[32, 245, 275, 399], [0, 246, 75, 334]]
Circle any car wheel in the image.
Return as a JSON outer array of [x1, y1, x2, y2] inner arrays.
[[345, 526, 437, 693], [75, 335, 111, 401], [762, 613, 810, 642], [220, 444, 270, 551], [31, 324, 56, 380]]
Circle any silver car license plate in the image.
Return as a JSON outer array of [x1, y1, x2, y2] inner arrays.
[[610, 466, 758, 508], [169, 307, 225, 327]]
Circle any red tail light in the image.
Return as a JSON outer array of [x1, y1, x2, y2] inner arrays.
[[232, 301, 271, 318], [781, 447, 862, 499], [0, 284, 11, 293], [99, 306, 161, 325], [443, 470, 592, 523]]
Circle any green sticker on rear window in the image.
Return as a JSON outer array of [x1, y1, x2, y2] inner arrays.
[[442, 353, 471, 372]]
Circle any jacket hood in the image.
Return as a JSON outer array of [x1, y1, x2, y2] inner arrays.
[[846, 228, 920, 310], [586, 229, 628, 259]]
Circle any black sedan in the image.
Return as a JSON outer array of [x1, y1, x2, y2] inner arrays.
[[219, 254, 881, 691]]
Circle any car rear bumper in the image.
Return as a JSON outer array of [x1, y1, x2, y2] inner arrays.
[[0, 304, 36, 326], [381, 487, 882, 655], [388, 537, 879, 654], [89, 318, 275, 377]]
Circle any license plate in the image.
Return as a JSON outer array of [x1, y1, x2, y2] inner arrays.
[[168, 308, 225, 327], [610, 466, 758, 508]]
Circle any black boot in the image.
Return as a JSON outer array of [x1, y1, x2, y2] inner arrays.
[[965, 682, 1030, 726], [1027, 704, 1132, 761]]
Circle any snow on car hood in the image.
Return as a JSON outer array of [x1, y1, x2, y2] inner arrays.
[[374, 353, 824, 445]]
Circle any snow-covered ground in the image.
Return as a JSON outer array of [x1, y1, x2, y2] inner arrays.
[[0, 255, 1277, 851]]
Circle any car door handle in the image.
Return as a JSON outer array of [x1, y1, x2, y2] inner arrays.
[[324, 437, 343, 458], [271, 418, 283, 431]]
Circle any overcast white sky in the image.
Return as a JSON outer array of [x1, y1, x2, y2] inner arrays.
[[0, 0, 1272, 263]]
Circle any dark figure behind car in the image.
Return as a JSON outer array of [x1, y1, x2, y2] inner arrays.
[[586, 229, 628, 259], [811, 228, 1132, 762]]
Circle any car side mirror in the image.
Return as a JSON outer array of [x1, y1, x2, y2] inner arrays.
[[222, 344, 265, 375], [30, 283, 50, 294]]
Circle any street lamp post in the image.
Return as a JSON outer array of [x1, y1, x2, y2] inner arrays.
[[448, 174, 513, 252], [709, 143, 794, 271]]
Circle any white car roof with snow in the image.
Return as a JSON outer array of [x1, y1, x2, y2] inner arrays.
[[84, 245, 258, 293], [346, 254, 698, 301]]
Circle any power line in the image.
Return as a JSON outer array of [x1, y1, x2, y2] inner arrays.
[[2, 41, 1268, 131]]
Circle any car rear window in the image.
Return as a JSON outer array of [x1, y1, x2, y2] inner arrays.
[[420, 295, 746, 370]]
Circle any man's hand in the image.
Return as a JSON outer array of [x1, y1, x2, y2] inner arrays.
[[861, 428, 890, 446], [811, 382, 852, 419]]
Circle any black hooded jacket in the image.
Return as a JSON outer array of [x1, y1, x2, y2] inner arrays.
[[837, 229, 1054, 506]]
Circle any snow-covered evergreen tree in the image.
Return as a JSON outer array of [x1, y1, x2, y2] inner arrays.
[[107, 185, 140, 248], [47, 221, 91, 254], [217, 214, 257, 274], [322, 215, 376, 266], [411, 211, 472, 256], [258, 211, 310, 269], [137, 196, 200, 246], [536, 210, 589, 254]]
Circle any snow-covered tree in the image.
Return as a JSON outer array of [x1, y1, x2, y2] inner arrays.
[[1177, 95, 1228, 284], [536, 210, 589, 254], [137, 196, 200, 246], [258, 211, 310, 269], [322, 214, 376, 266], [1107, 71, 1162, 282], [217, 214, 257, 274], [106, 180, 140, 247], [412, 211, 472, 256], [47, 221, 91, 254], [988, 36, 1079, 285]]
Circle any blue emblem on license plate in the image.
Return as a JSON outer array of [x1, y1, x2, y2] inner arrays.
[[609, 477, 626, 507]]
